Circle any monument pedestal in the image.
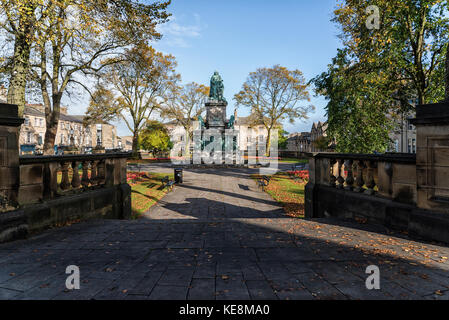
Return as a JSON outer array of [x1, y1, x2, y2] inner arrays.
[[205, 101, 227, 130], [411, 102, 449, 214]]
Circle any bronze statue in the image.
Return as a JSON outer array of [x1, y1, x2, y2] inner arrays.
[[209, 71, 226, 102]]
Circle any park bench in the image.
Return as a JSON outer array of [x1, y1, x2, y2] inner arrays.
[[161, 176, 175, 192], [257, 175, 271, 191]]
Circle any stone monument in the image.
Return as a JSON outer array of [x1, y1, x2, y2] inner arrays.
[[206, 71, 228, 131], [411, 44, 449, 213], [195, 71, 239, 164], [0, 103, 24, 210]]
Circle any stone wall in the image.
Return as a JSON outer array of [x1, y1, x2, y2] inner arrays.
[[0, 184, 131, 243], [306, 184, 449, 244]]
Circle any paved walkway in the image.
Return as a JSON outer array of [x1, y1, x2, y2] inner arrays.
[[1, 168, 449, 300]]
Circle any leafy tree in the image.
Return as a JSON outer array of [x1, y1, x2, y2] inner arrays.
[[313, 50, 394, 153], [0, 0, 171, 153], [160, 82, 209, 153], [234, 65, 314, 155], [335, 0, 449, 104], [278, 129, 289, 150], [86, 45, 179, 156], [0, 0, 41, 116], [313, 0, 449, 153], [138, 120, 173, 154], [313, 136, 331, 152]]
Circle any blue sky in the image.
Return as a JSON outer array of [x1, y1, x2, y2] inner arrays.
[[70, 0, 342, 136]]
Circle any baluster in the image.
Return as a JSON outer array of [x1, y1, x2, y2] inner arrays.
[[43, 162, 59, 199], [354, 160, 365, 193], [60, 161, 70, 190], [345, 159, 354, 191], [81, 161, 90, 188], [365, 160, 376, 195], [336, 159, 345, 189], [71, 161, 81, 188], [97, 160, 106, 185], [329, 159, 337, 187], [90, 160, 98, 186]]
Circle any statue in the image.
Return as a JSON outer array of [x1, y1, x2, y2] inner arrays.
[[209, 71, 226, 102], [227, 115, 235, 129], [198, 116, 205, 129]]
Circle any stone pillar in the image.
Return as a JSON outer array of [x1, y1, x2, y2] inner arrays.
[[411, 102, 449, 213], [0, 103, 24, 208]]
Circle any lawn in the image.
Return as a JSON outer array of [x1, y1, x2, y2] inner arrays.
[[128, 172, 174, 218], [127, 158, 173, 165], [278, 158, 309, 164], [253, 172, 306, 218]]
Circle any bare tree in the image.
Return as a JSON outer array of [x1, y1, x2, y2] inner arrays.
[[234, 65, 314, 155]]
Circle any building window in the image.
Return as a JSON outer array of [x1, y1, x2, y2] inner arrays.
[[39, 118, 43, 127], [24, 117, 29, 125], [394, 139, 399, 152], [96, 124, 102, 146], [37, 134, 43, 145], [60, 134, 64, 145], [34, 118, 39, 126], [412, 138, 416, 154], [27, 132, 32, 144]]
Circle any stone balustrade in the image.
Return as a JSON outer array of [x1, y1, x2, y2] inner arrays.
[[308, 152, 417, 204], [18, 153, 130, 205]]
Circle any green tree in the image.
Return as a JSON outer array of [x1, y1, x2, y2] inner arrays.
[[1, 0, 40, 116], [160, 82, 209, 154], [234, 65, 314, 156], [138, 120, 173, 154], [313, 0, 449, 153], [278, 129, 289, 150], [0, 0, 171, 153], [313, 50, 394, 153], [86, 45, 179, 156]]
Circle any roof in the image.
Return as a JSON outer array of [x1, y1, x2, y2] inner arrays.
[[236, 116, 267, 126], [24, 106, 84, 124]]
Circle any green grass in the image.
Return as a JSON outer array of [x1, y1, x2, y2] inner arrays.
[[279, 158, 309, 164], [130, 172, 174, 219], [253, 172, 306, 217]]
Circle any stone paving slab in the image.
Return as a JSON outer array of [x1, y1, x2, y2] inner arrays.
[[1, 168, 449, 300]]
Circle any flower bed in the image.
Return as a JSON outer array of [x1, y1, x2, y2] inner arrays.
[[286, 170, 309, 183], [252, 172, 306, 218]]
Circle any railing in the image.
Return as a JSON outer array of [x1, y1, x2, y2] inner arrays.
[[308, 153, 417, 204], [18, 152, 131, 205]]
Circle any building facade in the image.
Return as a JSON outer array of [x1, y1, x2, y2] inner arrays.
[[164, 114, 270, 153], [388, 110, 417, 154], [19, 104, 120, 154], [286, 132, 311, 153]]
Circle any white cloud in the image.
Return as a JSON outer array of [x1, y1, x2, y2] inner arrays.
[[157, 14, 203, 48]]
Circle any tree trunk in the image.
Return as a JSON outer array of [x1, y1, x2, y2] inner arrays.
[[265, 127, 272, 157], [132, 131, 139, 158], [7, 26, 32, 117], [43, 116, 58, 155]]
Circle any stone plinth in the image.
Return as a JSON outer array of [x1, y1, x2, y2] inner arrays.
[[0, 103, 24, 208], [411, 102, 449, 214], [205, 101, 227, 129]]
